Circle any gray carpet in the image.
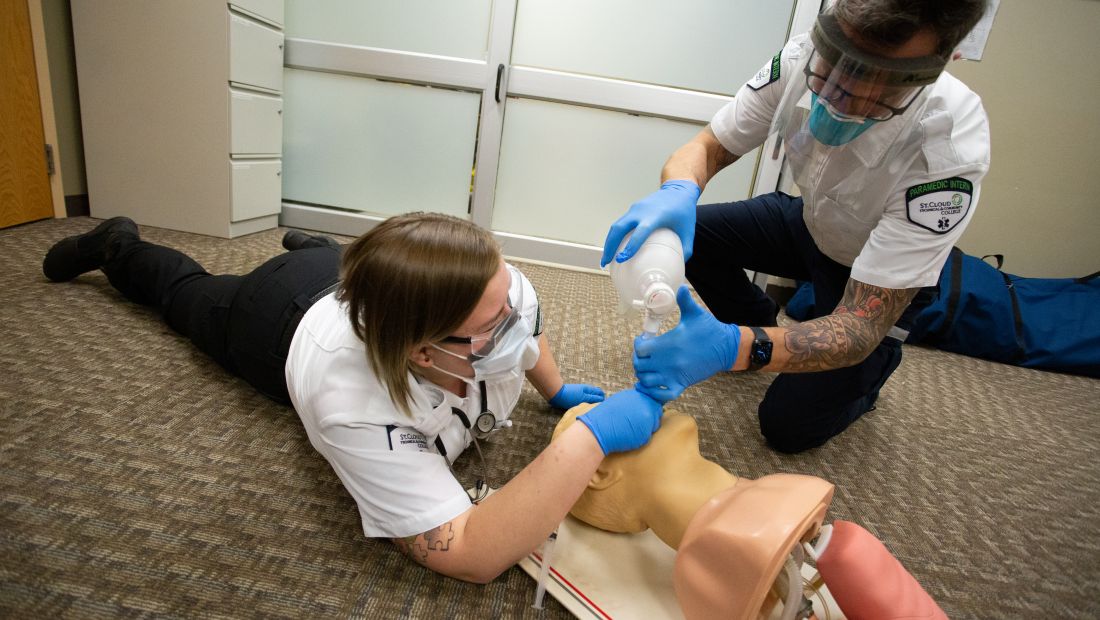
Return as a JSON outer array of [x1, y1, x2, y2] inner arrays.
[[2, 216, 1098, 619]]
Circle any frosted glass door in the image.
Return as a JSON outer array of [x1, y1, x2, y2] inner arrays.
[[285, 0, 492, 60], [281, 0, 493, 220], [490, 0, 806, 259], [282, 69, 480, 217], [492, 99, 755, 246], [512, 0, 797, 95]]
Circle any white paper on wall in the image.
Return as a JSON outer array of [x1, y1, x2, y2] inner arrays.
[[956, 0, 1000, 61]]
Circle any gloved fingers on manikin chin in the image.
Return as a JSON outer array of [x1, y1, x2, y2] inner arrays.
[[633, 286, 741, 401], [576, 388, 663, 455]]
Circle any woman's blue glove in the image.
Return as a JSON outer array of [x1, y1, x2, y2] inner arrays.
[[548, 383, 606, 410], [577, 388, 663, 455], [600, 180, 701, 267], [633, 286, 741, 403]]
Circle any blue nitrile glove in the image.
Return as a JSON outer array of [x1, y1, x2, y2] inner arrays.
[[577, 388, 663, 455], [600, 180, 702, 268], [633, 286, 741, 403], [549, 383, 607, 410]]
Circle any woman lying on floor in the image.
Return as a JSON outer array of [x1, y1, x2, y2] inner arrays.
[[42, 212, 662, 583]]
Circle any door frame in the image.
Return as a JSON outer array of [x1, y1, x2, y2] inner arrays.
[[26, 0, 66, 219]]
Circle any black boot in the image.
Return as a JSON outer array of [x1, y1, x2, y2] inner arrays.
[[42, 217, 140, 282], [281, 229, 340, 252]]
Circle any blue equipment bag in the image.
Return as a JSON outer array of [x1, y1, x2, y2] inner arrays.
[[785, 248, 1100, 378]]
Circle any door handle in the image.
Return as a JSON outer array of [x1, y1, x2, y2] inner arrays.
[[494, 63, 506, 103]]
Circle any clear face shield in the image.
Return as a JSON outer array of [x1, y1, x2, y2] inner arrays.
[[770, 11, 947, 188]]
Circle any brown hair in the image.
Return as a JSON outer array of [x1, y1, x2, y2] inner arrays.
[[833, 0, 987, 57], [337, 212, 500, 416]]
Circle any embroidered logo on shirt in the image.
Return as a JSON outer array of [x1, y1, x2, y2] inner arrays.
[[748, 52, 782, 91], [386, 425, 429, 453], [905, 177, 973, 234]]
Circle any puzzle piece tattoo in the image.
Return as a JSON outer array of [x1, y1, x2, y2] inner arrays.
[[393, 522, 456, 565]]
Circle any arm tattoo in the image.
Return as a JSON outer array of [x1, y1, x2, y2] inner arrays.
[[782, 280, 919, 372], [392, 522, 456, 565]]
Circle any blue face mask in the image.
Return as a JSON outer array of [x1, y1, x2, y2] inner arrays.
[[808, 93, 879, 146]]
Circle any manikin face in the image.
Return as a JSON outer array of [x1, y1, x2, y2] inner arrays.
[[554, 404, 705, 532]]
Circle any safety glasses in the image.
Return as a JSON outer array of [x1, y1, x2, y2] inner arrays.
[[440, 266, 523, 360]]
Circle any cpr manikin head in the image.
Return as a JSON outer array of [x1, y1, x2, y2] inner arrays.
[[553, 404, 738, 549]]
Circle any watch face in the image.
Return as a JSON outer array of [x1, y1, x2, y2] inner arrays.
[[752, 340, 773, 366]]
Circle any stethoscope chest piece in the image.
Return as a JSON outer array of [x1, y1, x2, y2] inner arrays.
[[474, 410, 497, 438]]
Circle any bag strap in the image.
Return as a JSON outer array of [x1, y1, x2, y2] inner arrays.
[[997, 271, 1028, 364], [981, 254, 1005, 270], [1076, 270, 1100, 284], [931, 247, 965, 343], [979, 252, 1026, 361]]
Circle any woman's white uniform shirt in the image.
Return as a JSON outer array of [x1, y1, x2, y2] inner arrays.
[[284, 265, 542, 539], [711, 34, 991, 290]]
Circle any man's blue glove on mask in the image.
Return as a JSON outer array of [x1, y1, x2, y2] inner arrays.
[[548, 383, 606, 410], [577, 388, 663, 455], [633, 286, 742, 403], [600, 180, 701, 267]]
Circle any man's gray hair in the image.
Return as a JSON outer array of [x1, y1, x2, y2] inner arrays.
[[832, 0, 987, 56]]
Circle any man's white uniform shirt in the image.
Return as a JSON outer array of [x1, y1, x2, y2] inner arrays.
[[710, 34, 991, 290], [284, 266, 541, 539]]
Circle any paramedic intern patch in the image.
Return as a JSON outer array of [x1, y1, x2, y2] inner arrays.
[[905, 177, 972, 234]]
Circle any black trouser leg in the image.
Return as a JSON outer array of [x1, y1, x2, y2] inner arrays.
[[689, 192, 931, 452], [100, 239, 340, 402], [101, 238, 242, 368], [755, 252, 933, 453], [758, 340, 904, 453], [688, 193, 822, 326], [224, 246, 340, 402]]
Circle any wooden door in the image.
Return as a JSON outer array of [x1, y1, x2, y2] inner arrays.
[[0, 0, 53, 229]]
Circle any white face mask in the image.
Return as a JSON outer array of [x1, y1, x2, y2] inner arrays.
[[431, 311, 534, 385]]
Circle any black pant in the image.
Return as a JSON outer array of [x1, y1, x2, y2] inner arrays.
[[687, 192, 931, 453], [102, 238, 340, 403]]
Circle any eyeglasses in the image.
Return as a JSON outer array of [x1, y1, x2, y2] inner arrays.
[[440, 299, 518, 359], [803, 52, 923, 121], [440, 267, 522, 359]]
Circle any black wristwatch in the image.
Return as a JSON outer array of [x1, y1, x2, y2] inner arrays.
[[747, 326, 773, 371]]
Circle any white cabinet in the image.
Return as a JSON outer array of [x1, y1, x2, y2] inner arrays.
[[231, 161, 283, 222], [231, 89, 283, 155], [229, 15, 284, 93], [73, 2, 285, 238]]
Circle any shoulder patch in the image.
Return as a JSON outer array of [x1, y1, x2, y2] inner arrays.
[[905, 177, 973, 234], [386, 425, 430, 453], [747, 52, 782, 91]]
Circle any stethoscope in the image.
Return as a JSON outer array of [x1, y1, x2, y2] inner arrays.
[[432, 380, 512, 503]]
